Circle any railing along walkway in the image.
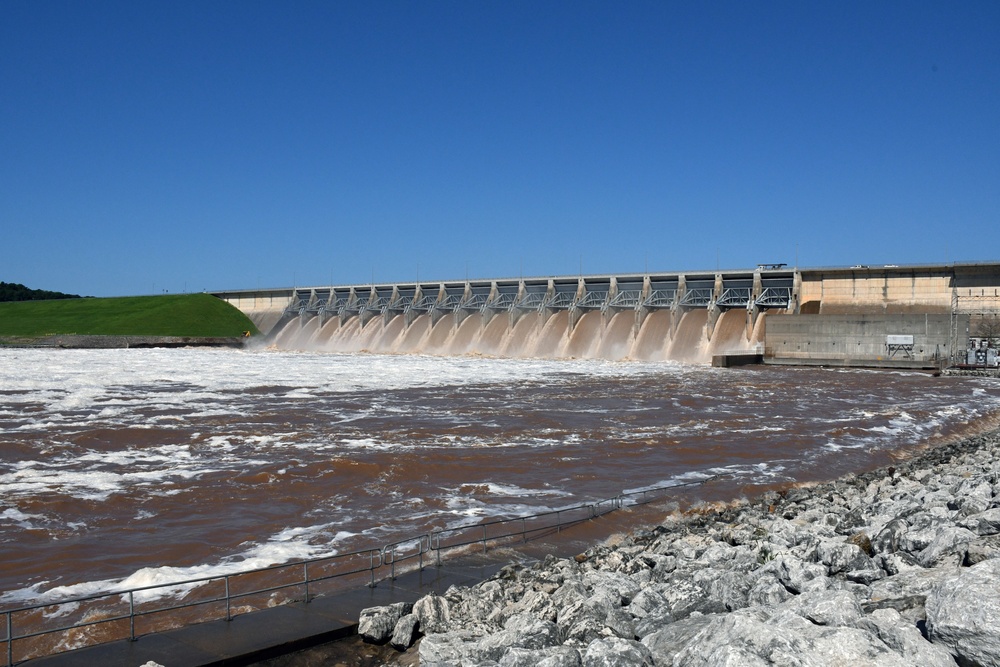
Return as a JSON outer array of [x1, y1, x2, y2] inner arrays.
[[3, 475, 723, 665]]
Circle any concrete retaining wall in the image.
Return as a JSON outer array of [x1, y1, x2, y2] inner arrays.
[[764, 313, 964, 366], [214, 289, 294, 335]]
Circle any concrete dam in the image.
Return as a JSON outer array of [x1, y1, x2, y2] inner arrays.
[[215, 262, 1000, 367]]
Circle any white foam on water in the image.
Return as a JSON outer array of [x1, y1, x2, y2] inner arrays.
[[729, 426, 788, 434], [706, 462, 791, 484], [449, 482, 573, 499], [0, 507, 45, 529], [283, 388, 317, 399], [149, 488, 184, 497], [0, 348, 670, 420], [6, 347, 1000, 609], [3, 467, 124, 501], [622, 468, 724, 496], [338, 437, 398, 450], [0, 443, 218, 501], [187, 408, 247, 419], [202, 435, 236, 451], [823, 441, 866, 452], [510, 437, 562, 448], [16, 420, 68, 431], [438, 499, 568, 530], [487, 482, 571, 497]]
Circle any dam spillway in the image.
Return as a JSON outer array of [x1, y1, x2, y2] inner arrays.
[[245, 270, 792, 362], [215, 262, 1000, 366], [265, 307, 761, 363]]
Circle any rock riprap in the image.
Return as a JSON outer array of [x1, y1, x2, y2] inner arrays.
[[360, 431, 1000, 666]]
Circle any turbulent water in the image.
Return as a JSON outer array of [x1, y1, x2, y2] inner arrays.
[[1, 346, 998, 609], [270, 309, 762, 362]]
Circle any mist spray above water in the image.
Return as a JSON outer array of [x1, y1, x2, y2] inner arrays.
[[272, 309, 766, 362]]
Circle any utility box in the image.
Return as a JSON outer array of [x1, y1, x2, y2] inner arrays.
[[886, 334, 915, 359], [968, 348, 999, 367]]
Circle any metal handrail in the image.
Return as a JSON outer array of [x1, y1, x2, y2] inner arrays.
[[2, 474, 723, 665]]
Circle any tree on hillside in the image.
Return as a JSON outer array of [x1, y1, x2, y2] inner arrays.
[[0, 282, 82, 302]]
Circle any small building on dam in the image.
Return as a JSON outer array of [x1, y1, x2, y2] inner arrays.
[[213, 262, 1000, 369]]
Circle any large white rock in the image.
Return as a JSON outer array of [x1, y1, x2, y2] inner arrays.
[[782, 588, 863, 627], [390, 612, 420, 650], [640, 613, 718, 663], [867, 608, 955, 667], [414, 592, 451, 634], [926, 558, 1000, 665], [500, 646, 582, 667], [668, 609, 911, 667], [959, 507, 1000, 536], [417, 629, 496, 666], [358, 601, 412, 644], [582, 636, 654, 667]]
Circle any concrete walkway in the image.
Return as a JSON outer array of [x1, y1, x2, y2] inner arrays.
[[23, 559, 507, 667], [15, 508, 627, 666]]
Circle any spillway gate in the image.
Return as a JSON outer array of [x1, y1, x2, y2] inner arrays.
[[280, 270, 795, 331]]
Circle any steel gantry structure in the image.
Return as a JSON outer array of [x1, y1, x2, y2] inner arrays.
[[274, 267, 796, 335]]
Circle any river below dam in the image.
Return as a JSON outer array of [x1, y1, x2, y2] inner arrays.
[[1, 347, 999, 610]]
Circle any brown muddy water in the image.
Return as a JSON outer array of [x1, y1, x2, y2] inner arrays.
[[1, 346, 998, 614]]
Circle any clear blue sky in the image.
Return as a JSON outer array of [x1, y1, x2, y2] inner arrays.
[[2, 1, 998, 297]]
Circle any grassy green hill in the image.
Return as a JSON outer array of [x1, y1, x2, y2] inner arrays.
[[0, 293, 258, 338]]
